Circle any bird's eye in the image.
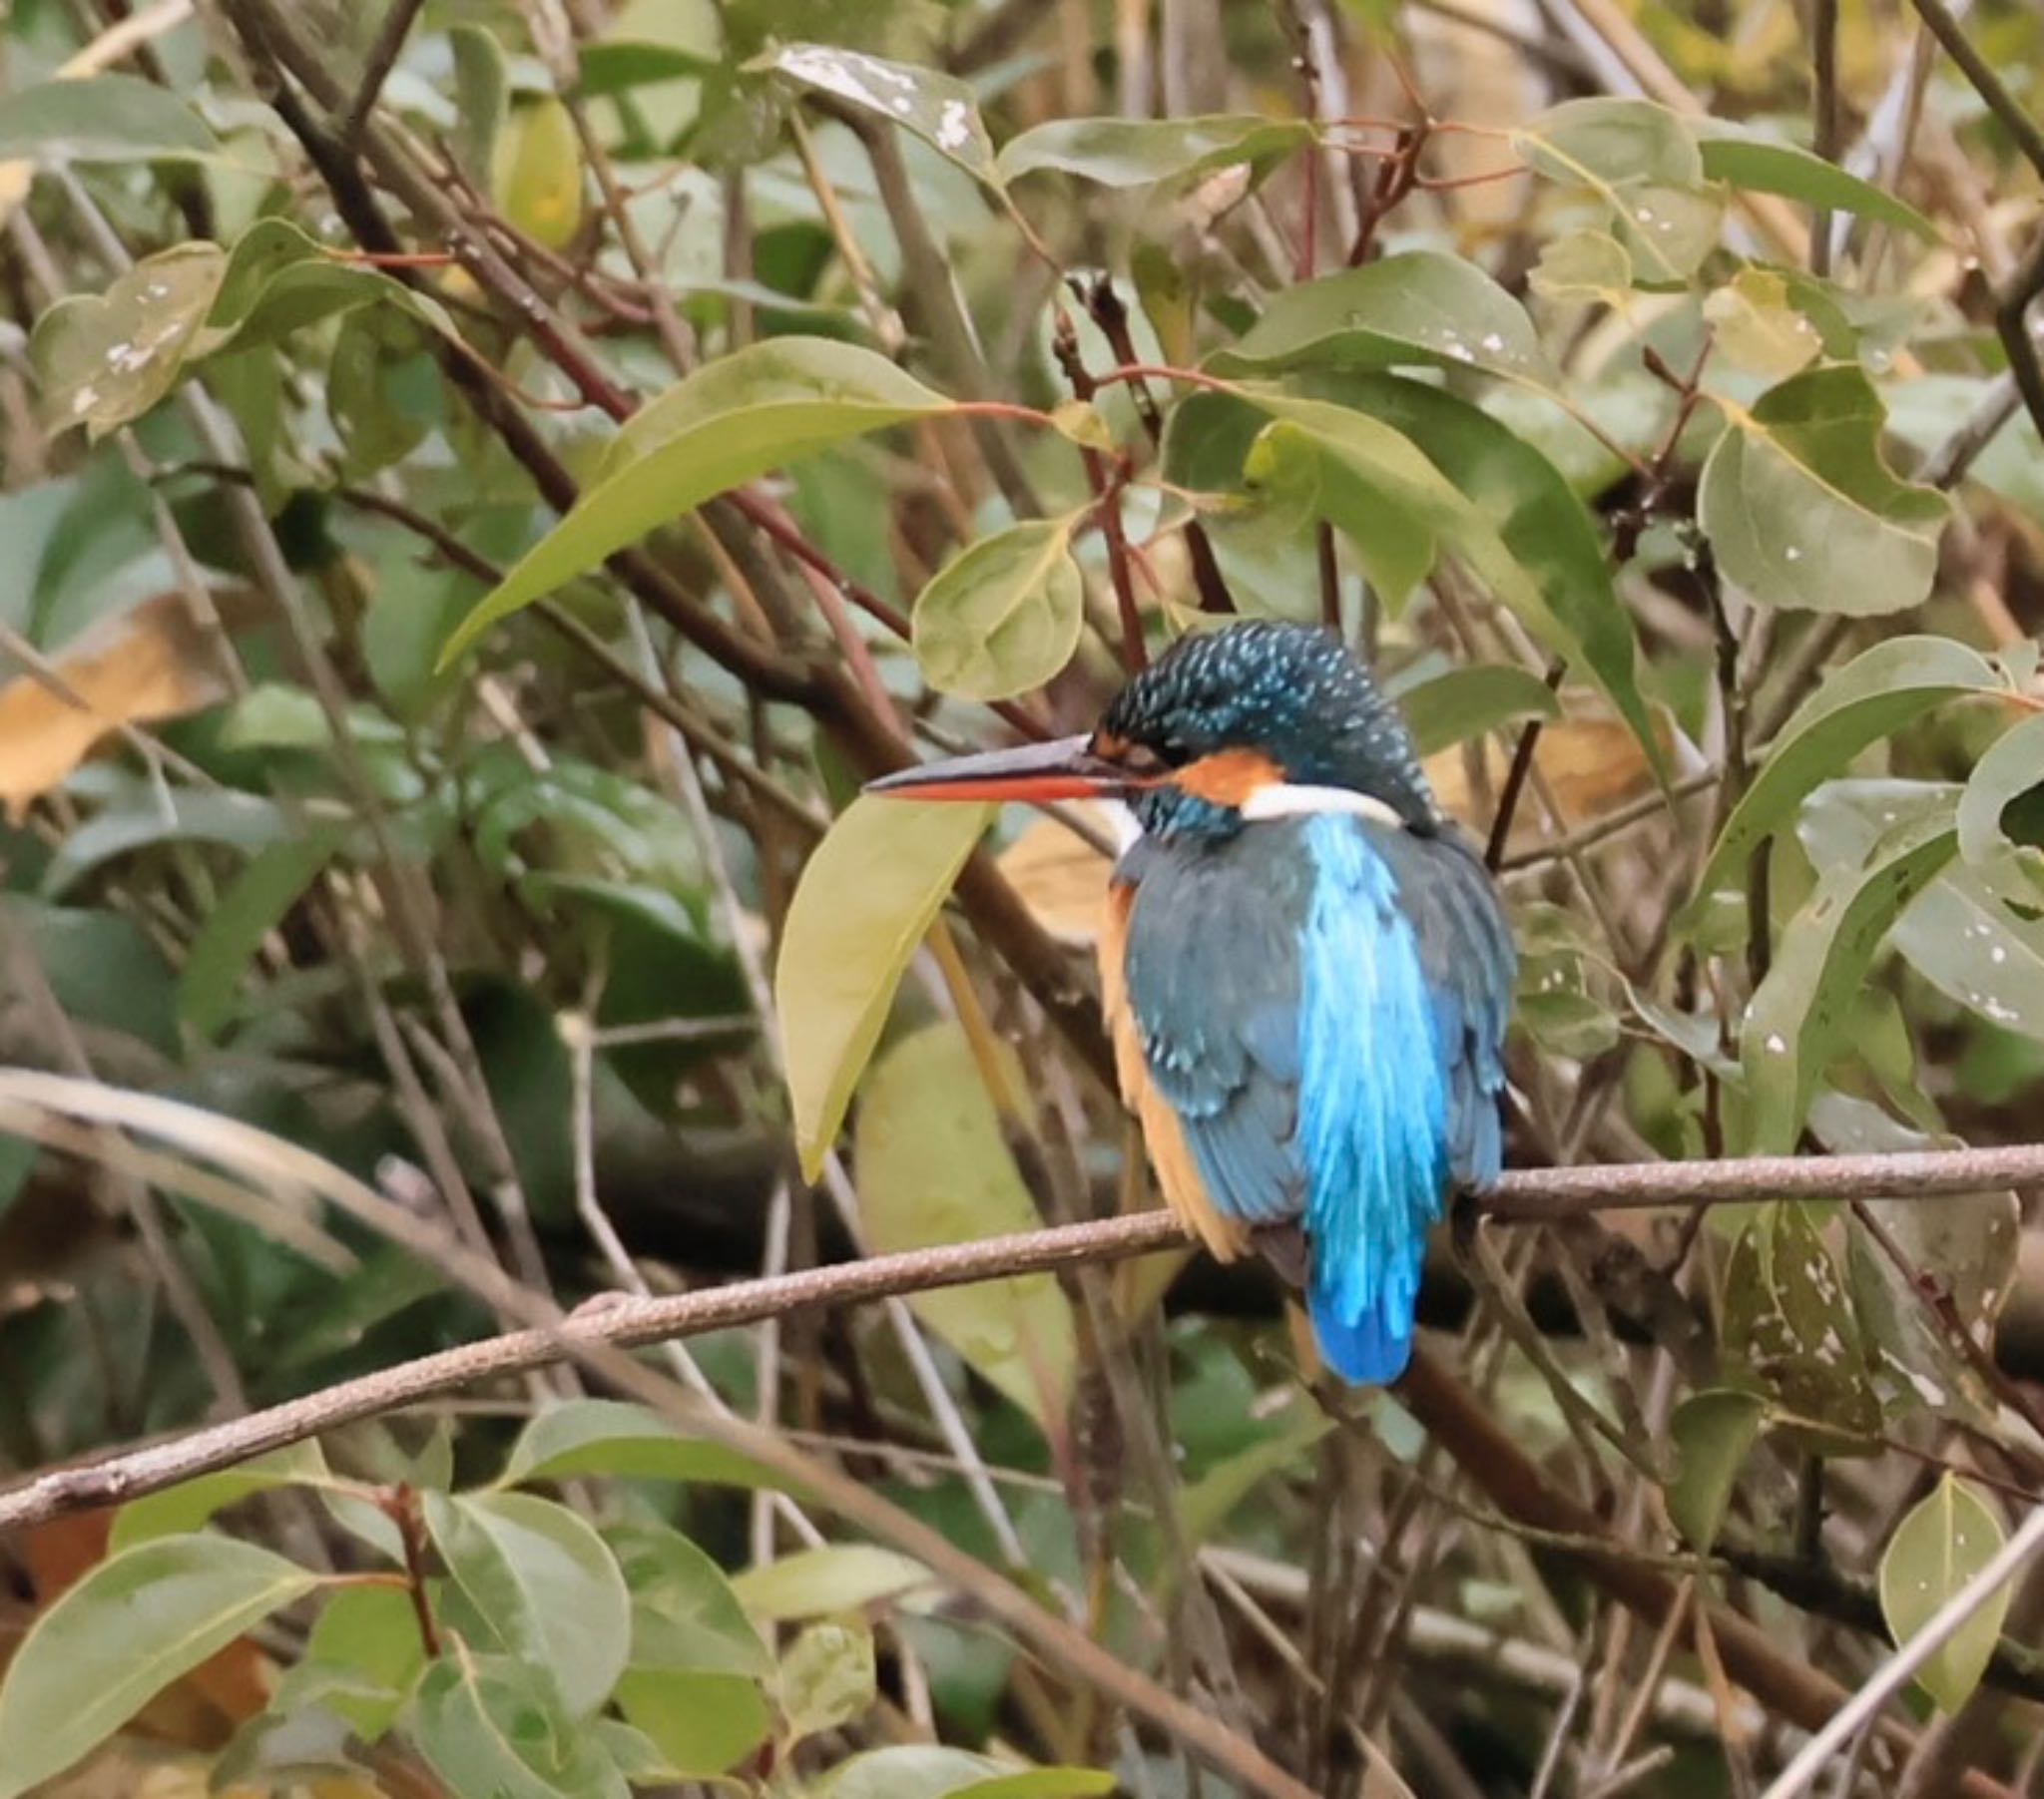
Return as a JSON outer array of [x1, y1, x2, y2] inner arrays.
[[1117, 742, 1170, 779]]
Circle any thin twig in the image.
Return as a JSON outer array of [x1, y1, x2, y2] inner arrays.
[[339, 0, 428, 147]]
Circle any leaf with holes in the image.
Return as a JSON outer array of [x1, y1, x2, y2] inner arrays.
[[1878, 1477, 2011, 1712], [1742, 812, 1958, 1152], [1694, 636, 2000, 904], [1701, 366, 1950, 615], [441, 338, 956, 662], [1514, 98, 1723, 284], [912, 516, 1085, 701], [1213, 252, 1552, 386], [856, 1023, 1077, 1425], [0, 1536, 320, 1799], [31, 242, 227, 438], [763, 44, 997, 184], [997, 115, 1311, 188], [776, 793, 992, 1177], [425, 1492, 631, 1716], [1719, 1204, 1882, 1455]]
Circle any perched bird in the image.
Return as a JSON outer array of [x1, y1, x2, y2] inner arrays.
[[870, 622, 1515, 1384]]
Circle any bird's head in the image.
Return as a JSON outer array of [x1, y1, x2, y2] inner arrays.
[[869, 621, 1441, 841]]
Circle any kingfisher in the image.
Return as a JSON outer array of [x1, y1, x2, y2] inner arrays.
[[870, 621, 1515, 1384]]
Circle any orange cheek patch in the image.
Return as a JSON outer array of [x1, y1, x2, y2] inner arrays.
[[1176, 747, 1284, 806]]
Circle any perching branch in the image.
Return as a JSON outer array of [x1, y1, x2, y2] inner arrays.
[[8, 1141, 2044, 1534]]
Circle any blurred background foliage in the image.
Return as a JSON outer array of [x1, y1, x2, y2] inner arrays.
[[0, 0, 2041, 1794]]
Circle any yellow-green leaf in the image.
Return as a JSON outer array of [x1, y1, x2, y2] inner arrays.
[[734, 1545, 936, 1622], [440, 338, 955, 663], [775, 793, 991, 1177], [764, 45, 996, 184], [1878, 1476, 2011, 1712], [496, 96, 585, 252], [0, 1536, 319, 1799], [911, 517, 1085, 700], [855, 1022, 1077, 1425]]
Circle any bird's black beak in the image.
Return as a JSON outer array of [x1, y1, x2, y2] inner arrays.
[[866, 733, 1125, 803]]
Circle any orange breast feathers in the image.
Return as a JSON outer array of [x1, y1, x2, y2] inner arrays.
[[1099, 880, 1250, 1262]]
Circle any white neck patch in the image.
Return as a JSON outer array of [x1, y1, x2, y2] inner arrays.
[[1239, 782, 1404, 826]]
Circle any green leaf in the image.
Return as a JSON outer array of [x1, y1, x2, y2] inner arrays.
[[911, 516, 1086, 701], [1958, 710, 2044, 868], [1742, 816, 1958, 1152], [854, 1023, 1077, 1425], [1214, 251, 1551, 385], [613, 1669, 770, 1776], [425, 1492, 631, 1717], [496, 1399, 791, 1493], [1694, 126, 1938, 239], [179, 830, 344, 1040], [0, 74, 218, 164], [1398, 665, 1562, 756], [608, 1520, 771, 1677], [270, 1583, 427, 1742], [1180, 1418, 1329, 1546], [200, 219, 451, 358], [779, 1618, 877, 1745], [1666, 1388, 1764, 1550], [1878, 1477, 2012, 1712], [440, 338, 955, 662], [1297, 373, 1660, 774], [111, 1442, 334, 1552], [1719, 1204, 1883, 1454], [996, 115, 1311, 188], [1805, 778, 2044, 1044], [0, 1536, 320, 1799], [764, 44, 998, 184], [30, 242, 228, 438], [410, 1656, 629, 1799], [733, 1545, 936, 1622], [775, 792, 992, 1177], [1695, 636, 2000, 903], [1513, 98, 1723, 284], [449, 24, 510, 177], [0, 897, 178, 1054], [1701, 366, 1950, 615]]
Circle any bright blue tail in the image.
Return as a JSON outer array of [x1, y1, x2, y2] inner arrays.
[[1308, 1279, 1415, 1385]]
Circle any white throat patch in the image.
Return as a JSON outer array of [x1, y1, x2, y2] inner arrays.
[[1239, 782, 1405, 826]]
